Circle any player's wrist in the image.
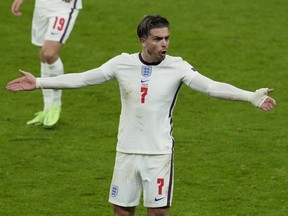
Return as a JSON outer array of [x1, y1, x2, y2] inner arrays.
[[250, 88, 269, 108], [35, 78, 41, 88]]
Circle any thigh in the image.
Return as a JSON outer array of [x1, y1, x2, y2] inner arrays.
[[112, 204, 136, 216], [142, 154, 174, 208], [108, 152, 142, 207], [147, 206, 170, 216]]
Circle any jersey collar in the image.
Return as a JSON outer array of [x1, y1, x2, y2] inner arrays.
[[138, 52, 162, 66]]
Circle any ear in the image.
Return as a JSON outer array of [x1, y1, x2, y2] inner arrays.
[[140, 38, 146, 48]]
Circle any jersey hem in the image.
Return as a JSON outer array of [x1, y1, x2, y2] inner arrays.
[[116, 150, 172, 155]]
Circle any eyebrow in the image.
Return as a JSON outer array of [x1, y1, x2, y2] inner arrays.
[[151, 35, 170, 40]]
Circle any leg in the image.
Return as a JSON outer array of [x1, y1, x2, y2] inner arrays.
[[147, 207, 170, 216], [37, 8, 79, 127], [40, 40, 63, 110], [28, 7, 79, 126], [39, 41, 63, 128], [142, 155, 174, 215], [109, 153, 142, 215], [40, 40, 62, 64], [28, 9, 64, 126], [112, 204, 136, 216], [26, 43, 63, 127]]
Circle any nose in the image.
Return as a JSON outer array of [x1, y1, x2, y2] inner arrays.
[[161, 38, 169, 47]]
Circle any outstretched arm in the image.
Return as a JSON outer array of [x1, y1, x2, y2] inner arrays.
[[187, 72, 276, 112], [7, 68, 109, 91], [11, 0, 24, 17]]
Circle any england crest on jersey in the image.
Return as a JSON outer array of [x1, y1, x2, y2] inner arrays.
[[141, 66, 152, 78], [111, 185, 118, 197]]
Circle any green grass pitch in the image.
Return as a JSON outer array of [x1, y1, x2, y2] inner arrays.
[[1, 0, 288, 215]]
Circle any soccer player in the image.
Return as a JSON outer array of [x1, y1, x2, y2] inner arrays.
[[6, 15, 276, 216], [11, 0, 82, 128]]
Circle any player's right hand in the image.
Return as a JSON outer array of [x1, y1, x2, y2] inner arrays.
[[6, 70, 37, 91], [11, 0, 24, 16]]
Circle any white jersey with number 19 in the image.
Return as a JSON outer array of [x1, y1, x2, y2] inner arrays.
[[100, 53, 198, 155]]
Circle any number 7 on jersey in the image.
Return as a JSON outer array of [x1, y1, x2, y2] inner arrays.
[[141, 86, 148, 103]]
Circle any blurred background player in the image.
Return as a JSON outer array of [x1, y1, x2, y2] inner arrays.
[[11, 0, 82, 128]]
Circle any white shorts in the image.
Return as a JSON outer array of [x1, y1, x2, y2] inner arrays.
[[32, 7, 79, 46], [109, 152, 174, 208]]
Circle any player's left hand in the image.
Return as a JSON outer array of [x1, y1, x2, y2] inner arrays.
[[260, 95, 276, 111], [250, 88, 276, 111], [257, 88, 276, 111]]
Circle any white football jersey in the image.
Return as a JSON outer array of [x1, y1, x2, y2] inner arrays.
[[33, 48, 263, 210], [100, 53, 198, 155], [35, 0, 82, 10], [37, 52, 254, 154]]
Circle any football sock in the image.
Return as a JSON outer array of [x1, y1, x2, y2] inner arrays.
[[48, 58, 64, 106], [41, 58, 64, 110], [41, 62, 53, 111]]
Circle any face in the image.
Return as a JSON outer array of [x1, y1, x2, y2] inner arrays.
[[140, 27, 170, 63]]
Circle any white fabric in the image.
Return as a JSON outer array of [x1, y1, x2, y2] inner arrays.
[[41, 62, 53, 110], [36, 53, 255, 154], [32, 7, 79, 46], [250, 88, 269, 107], [109, 152, 173, 207], [187, 73, 254, 102], [35, 0, 82, 10], [36, 67, 107, 89]]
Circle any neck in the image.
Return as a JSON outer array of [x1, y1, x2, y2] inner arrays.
[[139, 52, 162, 66]]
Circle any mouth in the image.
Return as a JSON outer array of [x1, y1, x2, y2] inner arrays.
[[160, 50, 167, 56]]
